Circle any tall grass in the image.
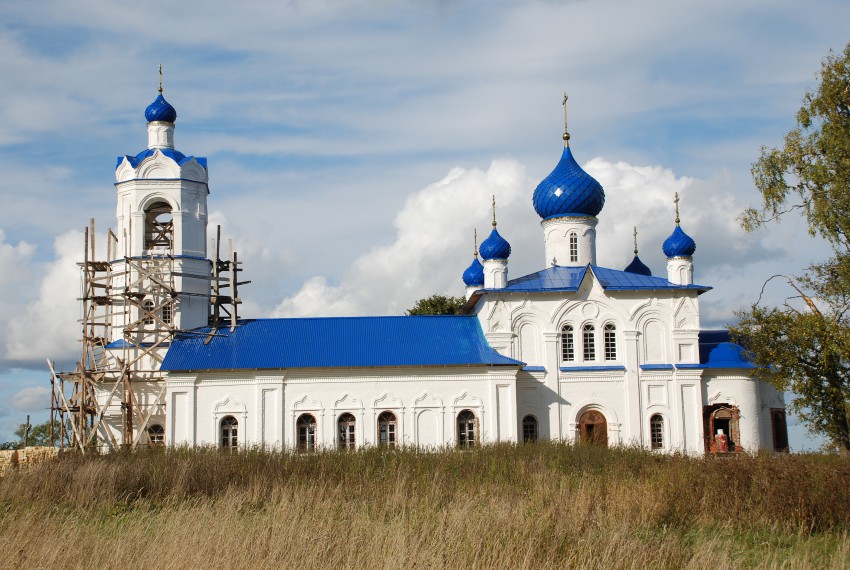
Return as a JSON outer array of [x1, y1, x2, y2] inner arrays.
[[0, 443, 848, 569]]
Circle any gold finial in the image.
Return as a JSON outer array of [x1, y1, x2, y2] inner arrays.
[[633, 226, 638, 256], [158, 64, 163, 94], [674, 192, 680, 226], [562, 92, 570, 145], [491, 195, 497, 228], [474, 228, 479, 258]]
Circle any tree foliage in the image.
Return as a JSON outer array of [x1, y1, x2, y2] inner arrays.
[[733, 44, 850, 450], [407, 294, 466, 315], [10, 420, 58, 448]]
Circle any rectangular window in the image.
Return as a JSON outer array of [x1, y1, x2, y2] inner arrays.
[[604, 325, 617, 361], [569, 233, 578, 262], [650, 416, 663, 450], [561, 326, 574, 362], [583, 325, 595, 361]]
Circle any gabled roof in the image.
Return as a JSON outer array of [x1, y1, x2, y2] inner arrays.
[[161, 316, 523, 372], [495, 265, 711, 293]]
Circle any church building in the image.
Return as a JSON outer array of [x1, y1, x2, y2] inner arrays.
[[90, 88, 789, 455]]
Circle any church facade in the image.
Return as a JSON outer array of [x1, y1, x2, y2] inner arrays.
[[95, 90, 789, 454]]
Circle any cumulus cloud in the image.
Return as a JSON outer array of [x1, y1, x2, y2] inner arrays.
[[4, 230, 83, 368], [272, 155, 798, 324], [273, 158, 532, 317]]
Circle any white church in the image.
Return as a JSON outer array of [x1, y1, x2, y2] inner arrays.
[[90, 88, 789, 455]]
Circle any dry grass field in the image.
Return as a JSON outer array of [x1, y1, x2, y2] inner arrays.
[[0, 443, 848, 569]]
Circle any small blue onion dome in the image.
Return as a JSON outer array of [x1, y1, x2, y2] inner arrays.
[[662, 226, 696, 258], [462, 257, 485, 286], [624, 255, 652, 276], [145, 94, 177, 123], [479, 228, 511, 260], [532, 145, 605, 219]]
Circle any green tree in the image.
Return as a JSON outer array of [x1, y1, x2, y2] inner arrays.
[[13, 420, 59, 448], [734, 43, 850, 451], [406, 294, 466, 315]]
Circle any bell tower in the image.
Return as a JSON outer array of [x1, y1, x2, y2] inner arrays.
[[112, 78, 211, 335]]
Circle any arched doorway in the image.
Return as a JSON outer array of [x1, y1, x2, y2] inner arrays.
[[578, 409, 608, 446]]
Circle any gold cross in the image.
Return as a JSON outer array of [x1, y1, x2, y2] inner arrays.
[[492, 195, 497, 228], [674, 192, 680, 226]]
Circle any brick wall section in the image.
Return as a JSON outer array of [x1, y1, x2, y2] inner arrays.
[[0, 447, 61, 477]]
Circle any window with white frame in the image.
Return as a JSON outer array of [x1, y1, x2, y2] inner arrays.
[[147, 423, 165, 446], [297, 414, 317, 451], [457, 410, 477, 448], [378, 411, 397, 448], [569, 232, 578, 262], [603, 324, 617, 361], [583, 324, 596, 361], [338, 413, 356, 450], [143, 300, 155, 325], [161, 301, 172, 325], [220, 415, 238, 449], [650, 414, 664, 450], [561, 324, 575, 362]]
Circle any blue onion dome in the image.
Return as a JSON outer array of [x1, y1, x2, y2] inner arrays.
[[662, 225, 696, 258], [145, 93, 177, 123], [462, 257, 484, 286], [532, 145, 605, 219], [479, 228, 511, 260], [624, 255, 652, 276]]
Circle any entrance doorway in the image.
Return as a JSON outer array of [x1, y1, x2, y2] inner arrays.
[[578, 409, 608, 446]]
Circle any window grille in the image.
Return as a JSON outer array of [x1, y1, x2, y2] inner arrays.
[[650, 414, 664, 450], [569, 232, 578, 262], [457, 410, 476, 448], [162, 302, 172, 325], [522, 415, 538, 443], [143, 300, 155, 325], [604, 324, 617, 361], [377, 411, 397, 448], [561, 324, 575, 362], [220, 416, 238, 449], [338, 413, 356, 450], [297, 414, 317, 451], [583, 324, 596, 361], [147, 424, 165, 446]]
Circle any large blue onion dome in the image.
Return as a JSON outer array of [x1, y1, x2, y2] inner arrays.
[[462, 257, 484, 286], [662, 226, 696, 258], [624, 255, 652, 276], [532, 145, 605, 219], [145, 93, 177, 123], [479, 228, 511, 260]]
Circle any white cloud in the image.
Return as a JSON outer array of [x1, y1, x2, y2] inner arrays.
[[273, 158, 532, 317], [4, 230, 82, 367], [10, 386, 51, 412]]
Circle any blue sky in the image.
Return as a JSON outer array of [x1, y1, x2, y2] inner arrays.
[[0, 0, 847, 450]]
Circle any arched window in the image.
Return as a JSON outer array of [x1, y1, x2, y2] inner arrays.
[[144, 202, 174, 251], [569, 232, 578, 262], [220, 416, 238, 449], [377, 411, 397, 448], [583, 324, 596, 361], [561, 324, 575, 362], [147, 423, 165, 446], [457, 409, 477, 448], [338, 413, 356, 450], [297, 414, 317, 452], [143, 300, 155, 325], [604, 324, 617, 361], [522, 415, 538, 443], [161, 301, 172, 325], [650, 414, 664, 450]]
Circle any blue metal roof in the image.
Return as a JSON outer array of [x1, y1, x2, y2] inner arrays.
[[662, 225, 696, 258], [145, 93, 177, 123], [117, 148, 208, 170], [161, 316, 523, 372], [479, 228, 511, 260], [532, 145, 605, 219], [495, 265, 710, 293]]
